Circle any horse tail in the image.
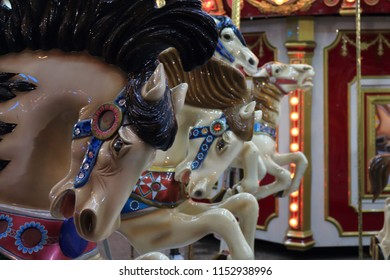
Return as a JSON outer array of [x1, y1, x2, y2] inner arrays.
[[369, 154, 390, 202]]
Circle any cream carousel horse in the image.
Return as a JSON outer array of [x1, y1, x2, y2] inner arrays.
[[115, 48, 260, 260], [0, 0, 217, 259], [368, 154, 390, 260], [184, 61, 314, 201], [208, 16, 314, 200]]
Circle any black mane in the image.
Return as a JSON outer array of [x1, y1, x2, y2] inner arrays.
[[0, 0, 218, 73]]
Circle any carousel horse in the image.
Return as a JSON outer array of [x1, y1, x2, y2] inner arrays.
[[368, 154, 390, 260], [0, 0, 217, 260], [115, 48, 260, 260], [209, 16, 314, 200], [183, 61, 314, 201], [212, 15, 259, 76]]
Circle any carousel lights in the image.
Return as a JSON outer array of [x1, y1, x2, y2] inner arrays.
[[290, 202, 299, 212], [202, 0, 215, 11], [290, 142, 299, 152], [290, 96, 299, 106], [290, 190, 299, 198], [291, 127, 299, 137], [289, 218, 298, 228], [290, 112, 299, 121]]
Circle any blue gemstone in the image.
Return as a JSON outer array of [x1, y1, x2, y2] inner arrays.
[[59, 217, 88, 258]]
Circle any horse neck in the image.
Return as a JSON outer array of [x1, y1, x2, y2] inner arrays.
[[0, 50, 126, 210], [253, 84, 284, 128], [153, 105, 223, 168]]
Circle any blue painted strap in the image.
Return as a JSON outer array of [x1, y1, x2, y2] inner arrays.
[[72, 119, 92, 139], [121, 197, 150, 214], [215, 40, 235, 63], [254, 122, 276, 139], [74, 137, 103, 189], [189, 114, 229, 170]]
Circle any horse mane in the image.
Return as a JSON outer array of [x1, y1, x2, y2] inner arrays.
[[159, 47, 254, 141], [369, 154, 390, 202], [0, 0, 218, 168], [0, 0, 217, 73]]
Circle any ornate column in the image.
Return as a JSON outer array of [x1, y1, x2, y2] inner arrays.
[[284, 17, 316, 250]]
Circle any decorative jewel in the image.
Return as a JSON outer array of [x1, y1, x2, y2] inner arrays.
[[201, 128, 208, 135], [74, 128, 81, 135], [129, 200, 140, 211], [83, 163, 90, 170], [15, 221, 48, 254], [118, 99, 126, 106], [91, 103, 123, 140], [245, 0, 315, 15], [210, 119, 227, 136], [88, 151, 94, 158], [0, 214, 13, 239], [78, 172, 85, 179]]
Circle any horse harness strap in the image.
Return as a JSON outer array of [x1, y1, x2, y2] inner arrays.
[[265, 63, 298, 95], [72, 88, 127, 189], [254, 121, 276, 140], [189, 114, 229, 170]]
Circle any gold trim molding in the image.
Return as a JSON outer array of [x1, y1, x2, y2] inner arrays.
[[245, 0, 315, 15]]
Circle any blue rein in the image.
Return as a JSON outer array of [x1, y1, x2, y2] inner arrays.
[[189, 114, 230, 170], [72, 89, 127, 189]]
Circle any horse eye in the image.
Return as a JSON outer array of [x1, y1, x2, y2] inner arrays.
[[223, 34, 232, 41], [216, 139, 226, 151], [113, 137, 123, 152], [275, 68, 281, 74]]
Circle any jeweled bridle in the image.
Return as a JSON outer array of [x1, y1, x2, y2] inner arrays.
[[71, 89, 130, 189]]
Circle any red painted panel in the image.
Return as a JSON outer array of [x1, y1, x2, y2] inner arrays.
[[327, 31, 390, 233]]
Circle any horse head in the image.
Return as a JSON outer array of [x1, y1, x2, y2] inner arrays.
[[175, 102, 261, 199], [50, 64, 188, 241], [213, 16, 259, 76], [254, 61, 315, 96]]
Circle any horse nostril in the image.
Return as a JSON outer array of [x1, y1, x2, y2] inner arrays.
[[248, 58, 255, 65], [80, 209, 96, 234], [194, 190, 203, 198]]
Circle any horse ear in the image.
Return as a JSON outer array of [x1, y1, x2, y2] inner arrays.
[[142, 63, 166, 102], [254, 109, 262, 123], [239, 101, 256, 120], [171, 83, 188, 114]]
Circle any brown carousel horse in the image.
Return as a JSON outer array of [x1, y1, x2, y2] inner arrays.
[[0, 0, 217, 259], [368, 154, 390, 260]]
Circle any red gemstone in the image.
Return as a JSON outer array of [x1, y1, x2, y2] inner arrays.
[[151, 182, 161, 192], [214, 123, 222, 131]]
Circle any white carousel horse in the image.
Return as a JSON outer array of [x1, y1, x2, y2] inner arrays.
[[209, 16, 314, 200], [183, 61, 314, 201], [0, 0, 217, 260], [368, 154, 390, 260], [212, 15, 259, 76], [116, 48, 260, 260]]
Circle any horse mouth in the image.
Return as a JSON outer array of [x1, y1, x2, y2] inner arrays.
[[302, 77, 314, 88]]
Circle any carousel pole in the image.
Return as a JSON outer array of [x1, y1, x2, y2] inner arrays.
[[355, 0, 363, 260], [231, 0, 241, 29]]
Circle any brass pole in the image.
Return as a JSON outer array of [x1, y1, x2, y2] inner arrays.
[[356, 0, 363, 260], [231, 0, 241, 29]]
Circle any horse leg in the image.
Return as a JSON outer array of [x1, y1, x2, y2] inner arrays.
[[212, 193, 258, 252], [273, 151, 308, 196], [233, 142, 264, 194], [378, 198, 390, 259], [254, 155, 292, 200]]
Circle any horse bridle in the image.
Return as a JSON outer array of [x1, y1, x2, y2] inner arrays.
[[71, 88, 130, 189], [215, 17, 246, 64], [264, 62, 298, 95], [188, 114, 230, 170]]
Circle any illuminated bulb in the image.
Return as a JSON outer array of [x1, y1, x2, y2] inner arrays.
[[290, 143, 299, 151], [289, 218, 298, 228], [274, 0, 286, 5], [290, 203, 298, 212], [290, 97, 299, 106], [291, 127, 299, 136], [290, 191, 299, 198], [291, 112, 299, 121], [290, 172, 295, 179], [346, 0, 355, 2]]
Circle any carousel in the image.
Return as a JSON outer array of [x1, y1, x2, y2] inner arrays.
[[0, 0, 389, 261]]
